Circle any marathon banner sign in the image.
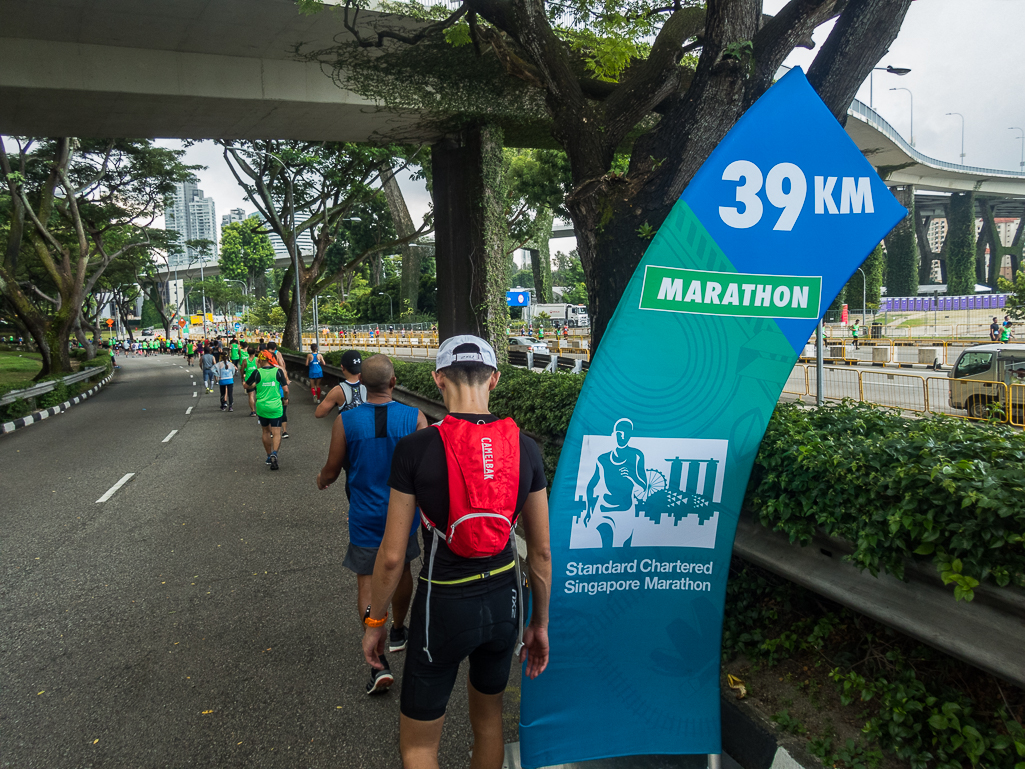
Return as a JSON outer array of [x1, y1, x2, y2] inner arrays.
[[519, 68, 906, 766]]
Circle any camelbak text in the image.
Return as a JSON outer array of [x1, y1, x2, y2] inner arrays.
[[481, 437, 494, 480]]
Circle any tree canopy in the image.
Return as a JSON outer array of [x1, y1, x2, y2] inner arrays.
[[1, 137, 198, 375], [298, 0, 915, 349]]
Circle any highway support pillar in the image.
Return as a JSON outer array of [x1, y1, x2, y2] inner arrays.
[[432, 124, 509, 361]]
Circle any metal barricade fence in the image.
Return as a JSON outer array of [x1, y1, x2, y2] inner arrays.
[[928, 376, 1007, 421], [860, 370, 927, 413], [783, 365, 809, 396], [808, 365, 860, 403], [1011, 383, 1025, 427]]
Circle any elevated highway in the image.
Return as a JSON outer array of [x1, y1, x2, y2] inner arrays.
[[4, 0, 1025, 203]]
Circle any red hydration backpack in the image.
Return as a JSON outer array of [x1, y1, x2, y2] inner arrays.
[[422, 415, 521, 558]]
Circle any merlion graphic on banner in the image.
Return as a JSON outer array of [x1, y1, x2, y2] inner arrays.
[[519, 68, 908, 769], [570, 420, 727, 549]]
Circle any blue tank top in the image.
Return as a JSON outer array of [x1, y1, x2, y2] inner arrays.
[[341, 401, 420, 547]]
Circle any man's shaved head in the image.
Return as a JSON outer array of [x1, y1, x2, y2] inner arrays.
[[361, 354, 395, 393]]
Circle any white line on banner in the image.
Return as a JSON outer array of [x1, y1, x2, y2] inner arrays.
[[96, 473, 135, 503], [162, 430, 178, 443]]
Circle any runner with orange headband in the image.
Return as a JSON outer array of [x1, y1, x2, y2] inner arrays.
[[245, 350, 289, 470]]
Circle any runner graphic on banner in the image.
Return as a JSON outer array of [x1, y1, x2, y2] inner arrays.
[[519, 68, 907, 767]]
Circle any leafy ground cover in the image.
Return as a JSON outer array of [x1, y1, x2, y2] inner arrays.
[[723, 560, 1025, 769]]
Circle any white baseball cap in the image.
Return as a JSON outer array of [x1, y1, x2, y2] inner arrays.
[[436, 335, 498, 370]]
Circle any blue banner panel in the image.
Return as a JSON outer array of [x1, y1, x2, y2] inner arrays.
[[519, 68, 906, 767], [508, 290, 531, 307]]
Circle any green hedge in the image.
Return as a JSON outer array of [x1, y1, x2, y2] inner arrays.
[[747, 402, 1025, 597]]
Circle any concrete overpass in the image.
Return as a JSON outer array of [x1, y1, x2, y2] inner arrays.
[[845, 99, 1025, 197], [0, 0, 426, 142]]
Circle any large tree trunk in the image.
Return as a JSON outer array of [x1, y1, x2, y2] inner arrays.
[[432, 124, 508, 359], [529, 208, 554, 303], [381, 162, 421, 314]]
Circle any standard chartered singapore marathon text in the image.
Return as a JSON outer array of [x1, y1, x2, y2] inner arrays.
[[563, 559, 714, 595]]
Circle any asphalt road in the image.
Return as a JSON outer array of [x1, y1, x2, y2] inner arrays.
[[0, 355, 505, 768]]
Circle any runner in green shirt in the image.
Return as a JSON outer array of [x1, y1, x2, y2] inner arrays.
[[245, 350, 289, 470], [186, 341, 195, 366], [849, 319, 862, 349], [242, 347, 258, 416]]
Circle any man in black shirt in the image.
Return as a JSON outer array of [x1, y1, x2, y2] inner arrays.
[[362, 335, 552, 769]]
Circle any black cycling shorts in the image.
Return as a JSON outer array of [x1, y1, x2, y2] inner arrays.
[[400, 572, 519, 721]]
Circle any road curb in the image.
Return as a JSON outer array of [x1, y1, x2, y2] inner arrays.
[[1, 371, 114, 436]]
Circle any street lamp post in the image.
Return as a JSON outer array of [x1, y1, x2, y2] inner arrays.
[[378, 292, 394, 322], [1011, 127, 1025, 170], [869, 65, 911, 109], [891, 87, 914, 146], [945, 112, 965, 161], [856, 267, 868, 329]]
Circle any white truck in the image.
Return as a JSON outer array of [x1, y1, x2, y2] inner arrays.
[[526, 303, 589, 327]]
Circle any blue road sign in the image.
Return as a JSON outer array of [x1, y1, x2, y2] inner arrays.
[[507, 290, 531, 307], [519, 68, 906, 767], [234, 323, 241, 332]]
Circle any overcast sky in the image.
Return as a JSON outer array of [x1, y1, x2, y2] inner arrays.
[[159, 0, 1025, 258]]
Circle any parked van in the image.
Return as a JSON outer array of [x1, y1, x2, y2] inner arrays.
[[947, 343, 1025, 419]]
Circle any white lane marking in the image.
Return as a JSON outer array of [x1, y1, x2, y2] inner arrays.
[[186, 407, 193, 415], [96, 473, 135, 503], [193, 392, 197, 397], [162, 430, 178, 443]]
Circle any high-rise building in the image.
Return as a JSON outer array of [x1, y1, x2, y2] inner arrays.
[[926, 217, 948, 253], [247, 212, 315, 261], [221, 208, 247, 229], [165, 181, 217, 268]]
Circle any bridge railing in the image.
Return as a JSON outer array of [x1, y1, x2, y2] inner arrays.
[[0, 366, 106, 407]]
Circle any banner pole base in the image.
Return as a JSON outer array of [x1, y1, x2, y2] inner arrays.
[[707, 754, 722, 769]]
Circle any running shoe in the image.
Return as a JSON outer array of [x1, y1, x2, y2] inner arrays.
[[269, 455, 279, 471], [388, 626, 408, 653], [220, 404, 226, 411], [366, 666, 393, 695], [266, 455, 272, 465], [228, 406, 233, 412], [281, 432, 290, 439], [249, 411, 257, 417]]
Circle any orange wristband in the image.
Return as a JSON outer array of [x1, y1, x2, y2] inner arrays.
[[363, 607, 387, 628]]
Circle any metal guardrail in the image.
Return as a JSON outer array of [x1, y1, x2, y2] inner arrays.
[[0, 366, 105, 406]]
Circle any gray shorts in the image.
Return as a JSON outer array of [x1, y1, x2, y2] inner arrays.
[[343, 533, 421, 576]]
